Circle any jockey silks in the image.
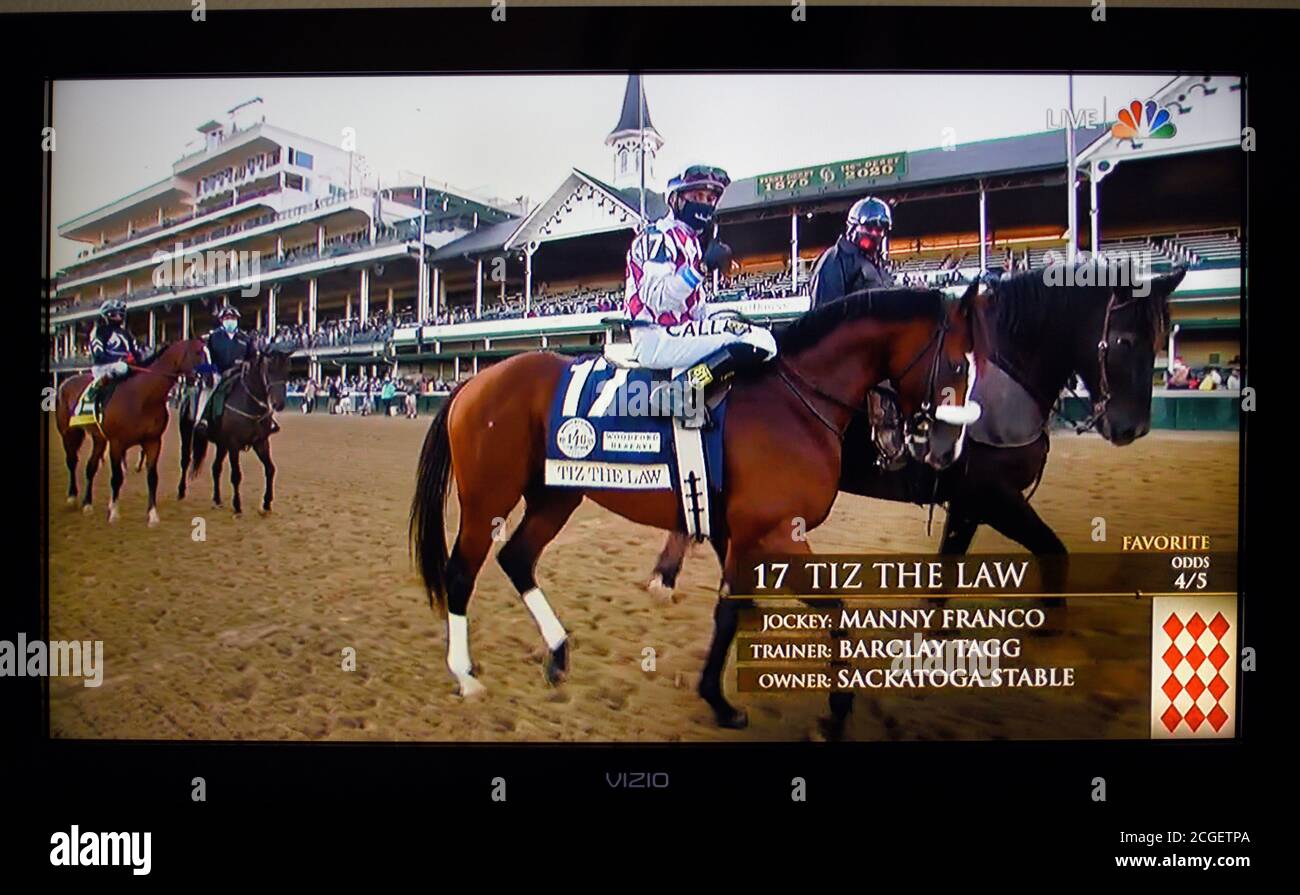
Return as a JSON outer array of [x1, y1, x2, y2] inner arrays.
[[89, 322, 141, 367], [623, 211, 777, 371]]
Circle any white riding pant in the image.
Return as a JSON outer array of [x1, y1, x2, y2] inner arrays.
[[630, 317, 777, 371], [91, 361, 128, 383]]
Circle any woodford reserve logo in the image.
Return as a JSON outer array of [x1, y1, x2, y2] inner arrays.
[[555, 417, 597, 459]]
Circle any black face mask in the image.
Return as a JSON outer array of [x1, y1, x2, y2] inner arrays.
[[677, 200, 716, 233]]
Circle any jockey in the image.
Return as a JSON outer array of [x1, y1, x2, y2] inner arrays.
[[194, 304, 256, 435], [625, 164, 777, 426], [809, 196, 907, 470], [76, 299, 142, 419]]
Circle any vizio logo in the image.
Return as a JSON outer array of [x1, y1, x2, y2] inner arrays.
[[605, 772, 670, 789]]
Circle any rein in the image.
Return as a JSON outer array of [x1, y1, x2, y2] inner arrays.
[[126, 360, 186, 381], [222, 357, 278, 423], [775, 316, 951, 439], [1060, 291, 1142, 434]]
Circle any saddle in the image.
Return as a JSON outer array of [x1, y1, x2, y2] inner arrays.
[[70, 377, 124, 428], [547, 354, 728, 541], [601, 341, 735, 417], [206, 371, 241, 425]]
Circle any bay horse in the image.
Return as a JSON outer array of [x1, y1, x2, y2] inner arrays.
[[54, 338, 208, 525], [409, 283, 991, 728], [181, 343, 293, 515], [646, 264, 1187, 737]]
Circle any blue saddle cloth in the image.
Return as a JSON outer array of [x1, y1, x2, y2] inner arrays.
[[544, 355, 726, 492]]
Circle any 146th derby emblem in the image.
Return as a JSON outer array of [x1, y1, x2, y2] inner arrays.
[[556, 418, 597, 459]]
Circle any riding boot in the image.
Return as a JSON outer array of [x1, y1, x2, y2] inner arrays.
[[868, 386, 908, 471], [661, 343, 765, 429], [75, 375, 105, 421]]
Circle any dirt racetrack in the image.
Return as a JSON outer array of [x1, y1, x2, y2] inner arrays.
[[46, 412, 1239, 742]]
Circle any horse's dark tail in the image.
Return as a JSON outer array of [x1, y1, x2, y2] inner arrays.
[[409, 386, 460, 612], [188, 415, 211, 481]]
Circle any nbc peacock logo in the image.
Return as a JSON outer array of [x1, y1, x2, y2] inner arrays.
[[1111, 100, 1178, 142]]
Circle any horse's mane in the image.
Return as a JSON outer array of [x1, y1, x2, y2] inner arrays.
[[777, 288, 945, 354], [990, 265, 1169, 350]]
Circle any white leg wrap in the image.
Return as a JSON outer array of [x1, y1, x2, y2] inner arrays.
[[447, 613, 473, 676], [446, 612, 485, 697], [522, 587, 567, 650]]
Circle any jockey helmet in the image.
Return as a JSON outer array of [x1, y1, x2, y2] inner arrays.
[[846, 196, 893, 258], [217, 305, 241, 320], [99, 299, 127, 325], [666, 164, 731, 233]]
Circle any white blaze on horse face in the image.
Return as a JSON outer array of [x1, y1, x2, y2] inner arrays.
[[934, 352, 982, 425], [954, 351, 979, 460], [522, 587, 567, 650]]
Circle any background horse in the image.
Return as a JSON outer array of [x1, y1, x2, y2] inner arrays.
[[181, 343, 292, 515], [54, 338, 207, 525], [409, 284, 990, 728]]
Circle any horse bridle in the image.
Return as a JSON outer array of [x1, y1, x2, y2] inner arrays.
[[1064, 289, 1144, 434], [222, 354, 283, 424], [776, 308, 968, 443]]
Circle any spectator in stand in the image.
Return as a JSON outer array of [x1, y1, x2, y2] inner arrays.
[[1226, 368, 1241, 391], [302, 378, 317, 414], [1198, 367, 1222, 391], [1167, 356, 1190, 389], [327, 378, 340, 414]]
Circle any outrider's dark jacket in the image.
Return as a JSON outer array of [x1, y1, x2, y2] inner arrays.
[[809, 236, 894, 308]]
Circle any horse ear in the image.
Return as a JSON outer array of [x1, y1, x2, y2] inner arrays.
[[1148, 265, 1188, 300]]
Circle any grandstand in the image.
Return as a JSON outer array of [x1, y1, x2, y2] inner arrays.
[[48, 75, 1244, 390]]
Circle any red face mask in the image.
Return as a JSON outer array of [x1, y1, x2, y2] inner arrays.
[[854, 226, 886, 254]]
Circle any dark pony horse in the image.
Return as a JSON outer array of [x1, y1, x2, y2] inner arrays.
[[648, 263, 1188, 737], [409, 283, 991, 728], [54, 339, 208, 525], [180, 343, 292, 515]]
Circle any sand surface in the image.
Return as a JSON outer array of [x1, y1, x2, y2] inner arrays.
[[46, 413, 1239, 741]]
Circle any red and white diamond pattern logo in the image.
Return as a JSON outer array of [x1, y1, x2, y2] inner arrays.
[[1150, 595, 1237, 738]]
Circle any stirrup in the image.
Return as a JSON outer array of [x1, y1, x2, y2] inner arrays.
[[874, 429, 908, 471]]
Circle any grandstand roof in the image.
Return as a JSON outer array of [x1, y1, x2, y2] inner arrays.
[[431, 167, 670, 261], [427, 216, 520, 260], [718, 125, 1109, 215], [581, 169, 668, 220]]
